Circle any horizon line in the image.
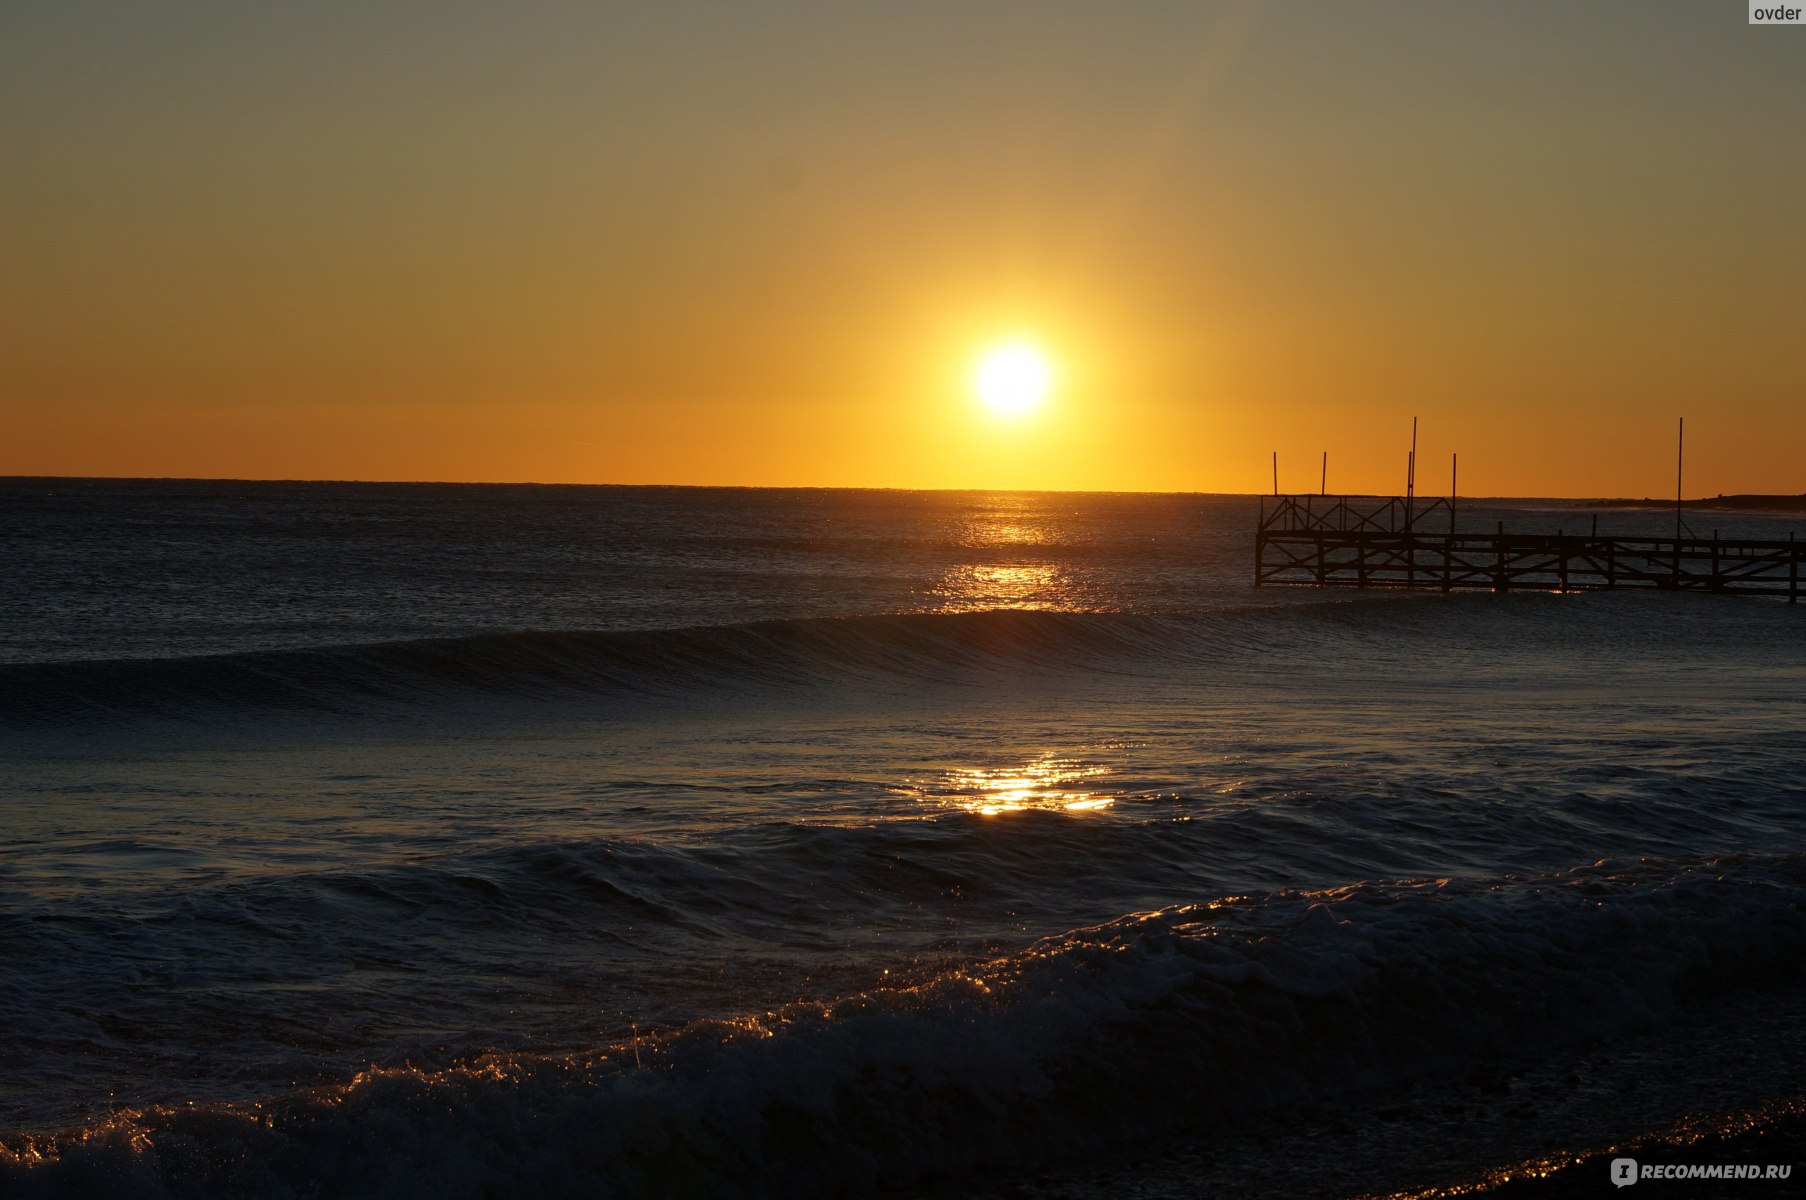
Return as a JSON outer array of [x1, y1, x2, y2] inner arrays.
[[5, 473, 1800, 506]]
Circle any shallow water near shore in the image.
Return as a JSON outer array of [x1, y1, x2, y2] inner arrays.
[[3, 480, 1804, 1197]]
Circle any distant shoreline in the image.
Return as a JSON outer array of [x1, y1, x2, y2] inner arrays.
[[1577, 494, 1806, 514]]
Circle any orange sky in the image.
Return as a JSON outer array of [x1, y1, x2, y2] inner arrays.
[[5, 2, 1804, 496]]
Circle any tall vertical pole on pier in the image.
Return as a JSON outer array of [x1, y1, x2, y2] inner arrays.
[[1321, 451, 1327, 497], [1674, 417, 1684, 584], [1445, 452, 1458, 592], [1272, 451, 1279, 497], [1675, 417, 1684, 541], [1406, 417, 1418, 532]]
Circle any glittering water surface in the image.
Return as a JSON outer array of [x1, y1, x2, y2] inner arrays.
[[2, 480, 1805, 1198]]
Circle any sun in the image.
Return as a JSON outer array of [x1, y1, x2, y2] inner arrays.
[[973, 342, 1054, 417]]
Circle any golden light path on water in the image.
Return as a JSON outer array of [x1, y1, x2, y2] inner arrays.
[[923, 499, 1118, 612], [909, 501, 1127, 815], [918, 754, 1115, 816], [928, 563, 1072, 612]]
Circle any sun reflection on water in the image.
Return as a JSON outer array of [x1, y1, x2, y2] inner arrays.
[[929, 563, 1071, 612], [923, 500, 1112, 613], [919, 754, 1114, 816], [952, 516, 1048, 547]]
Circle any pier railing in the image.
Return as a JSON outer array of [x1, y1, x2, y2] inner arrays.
[[1260, 495, 1451, 535], [1256, 496, 1803, 600]]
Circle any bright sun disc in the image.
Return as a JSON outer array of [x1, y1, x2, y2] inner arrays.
[[974, 343, 1053, 417]]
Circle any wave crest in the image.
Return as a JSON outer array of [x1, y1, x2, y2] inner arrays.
[[0, 609, 1206, 729]]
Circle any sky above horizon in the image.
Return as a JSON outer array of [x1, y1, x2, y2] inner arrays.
[[5, 1, 1804, 496]]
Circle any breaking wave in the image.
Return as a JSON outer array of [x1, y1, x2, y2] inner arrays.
[[5, 852, 1803, 1198]]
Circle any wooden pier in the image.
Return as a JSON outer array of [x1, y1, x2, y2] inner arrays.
[[1255, 495, 1805, 602]]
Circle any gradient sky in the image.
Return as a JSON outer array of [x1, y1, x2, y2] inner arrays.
[[5, 1, 1803, 495]]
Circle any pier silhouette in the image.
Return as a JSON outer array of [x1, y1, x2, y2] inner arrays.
[[1255, 494, 1803, 601]]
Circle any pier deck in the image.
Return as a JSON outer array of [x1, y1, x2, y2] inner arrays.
[[1255, 496, 1804, 601]]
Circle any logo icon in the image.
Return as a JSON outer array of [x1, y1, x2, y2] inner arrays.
[[1611, 1158, 1639, 1187]]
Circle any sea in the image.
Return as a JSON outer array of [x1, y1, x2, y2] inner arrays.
[[2, 477, 1804, 1199]]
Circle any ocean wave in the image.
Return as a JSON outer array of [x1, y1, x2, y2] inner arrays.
[[0, 607, 1279, 730], [5, 852, 1804, 1198], [8, 593, 1749, 732]]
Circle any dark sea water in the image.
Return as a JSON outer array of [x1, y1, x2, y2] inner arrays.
[[2, 478, 1805, 1198]]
